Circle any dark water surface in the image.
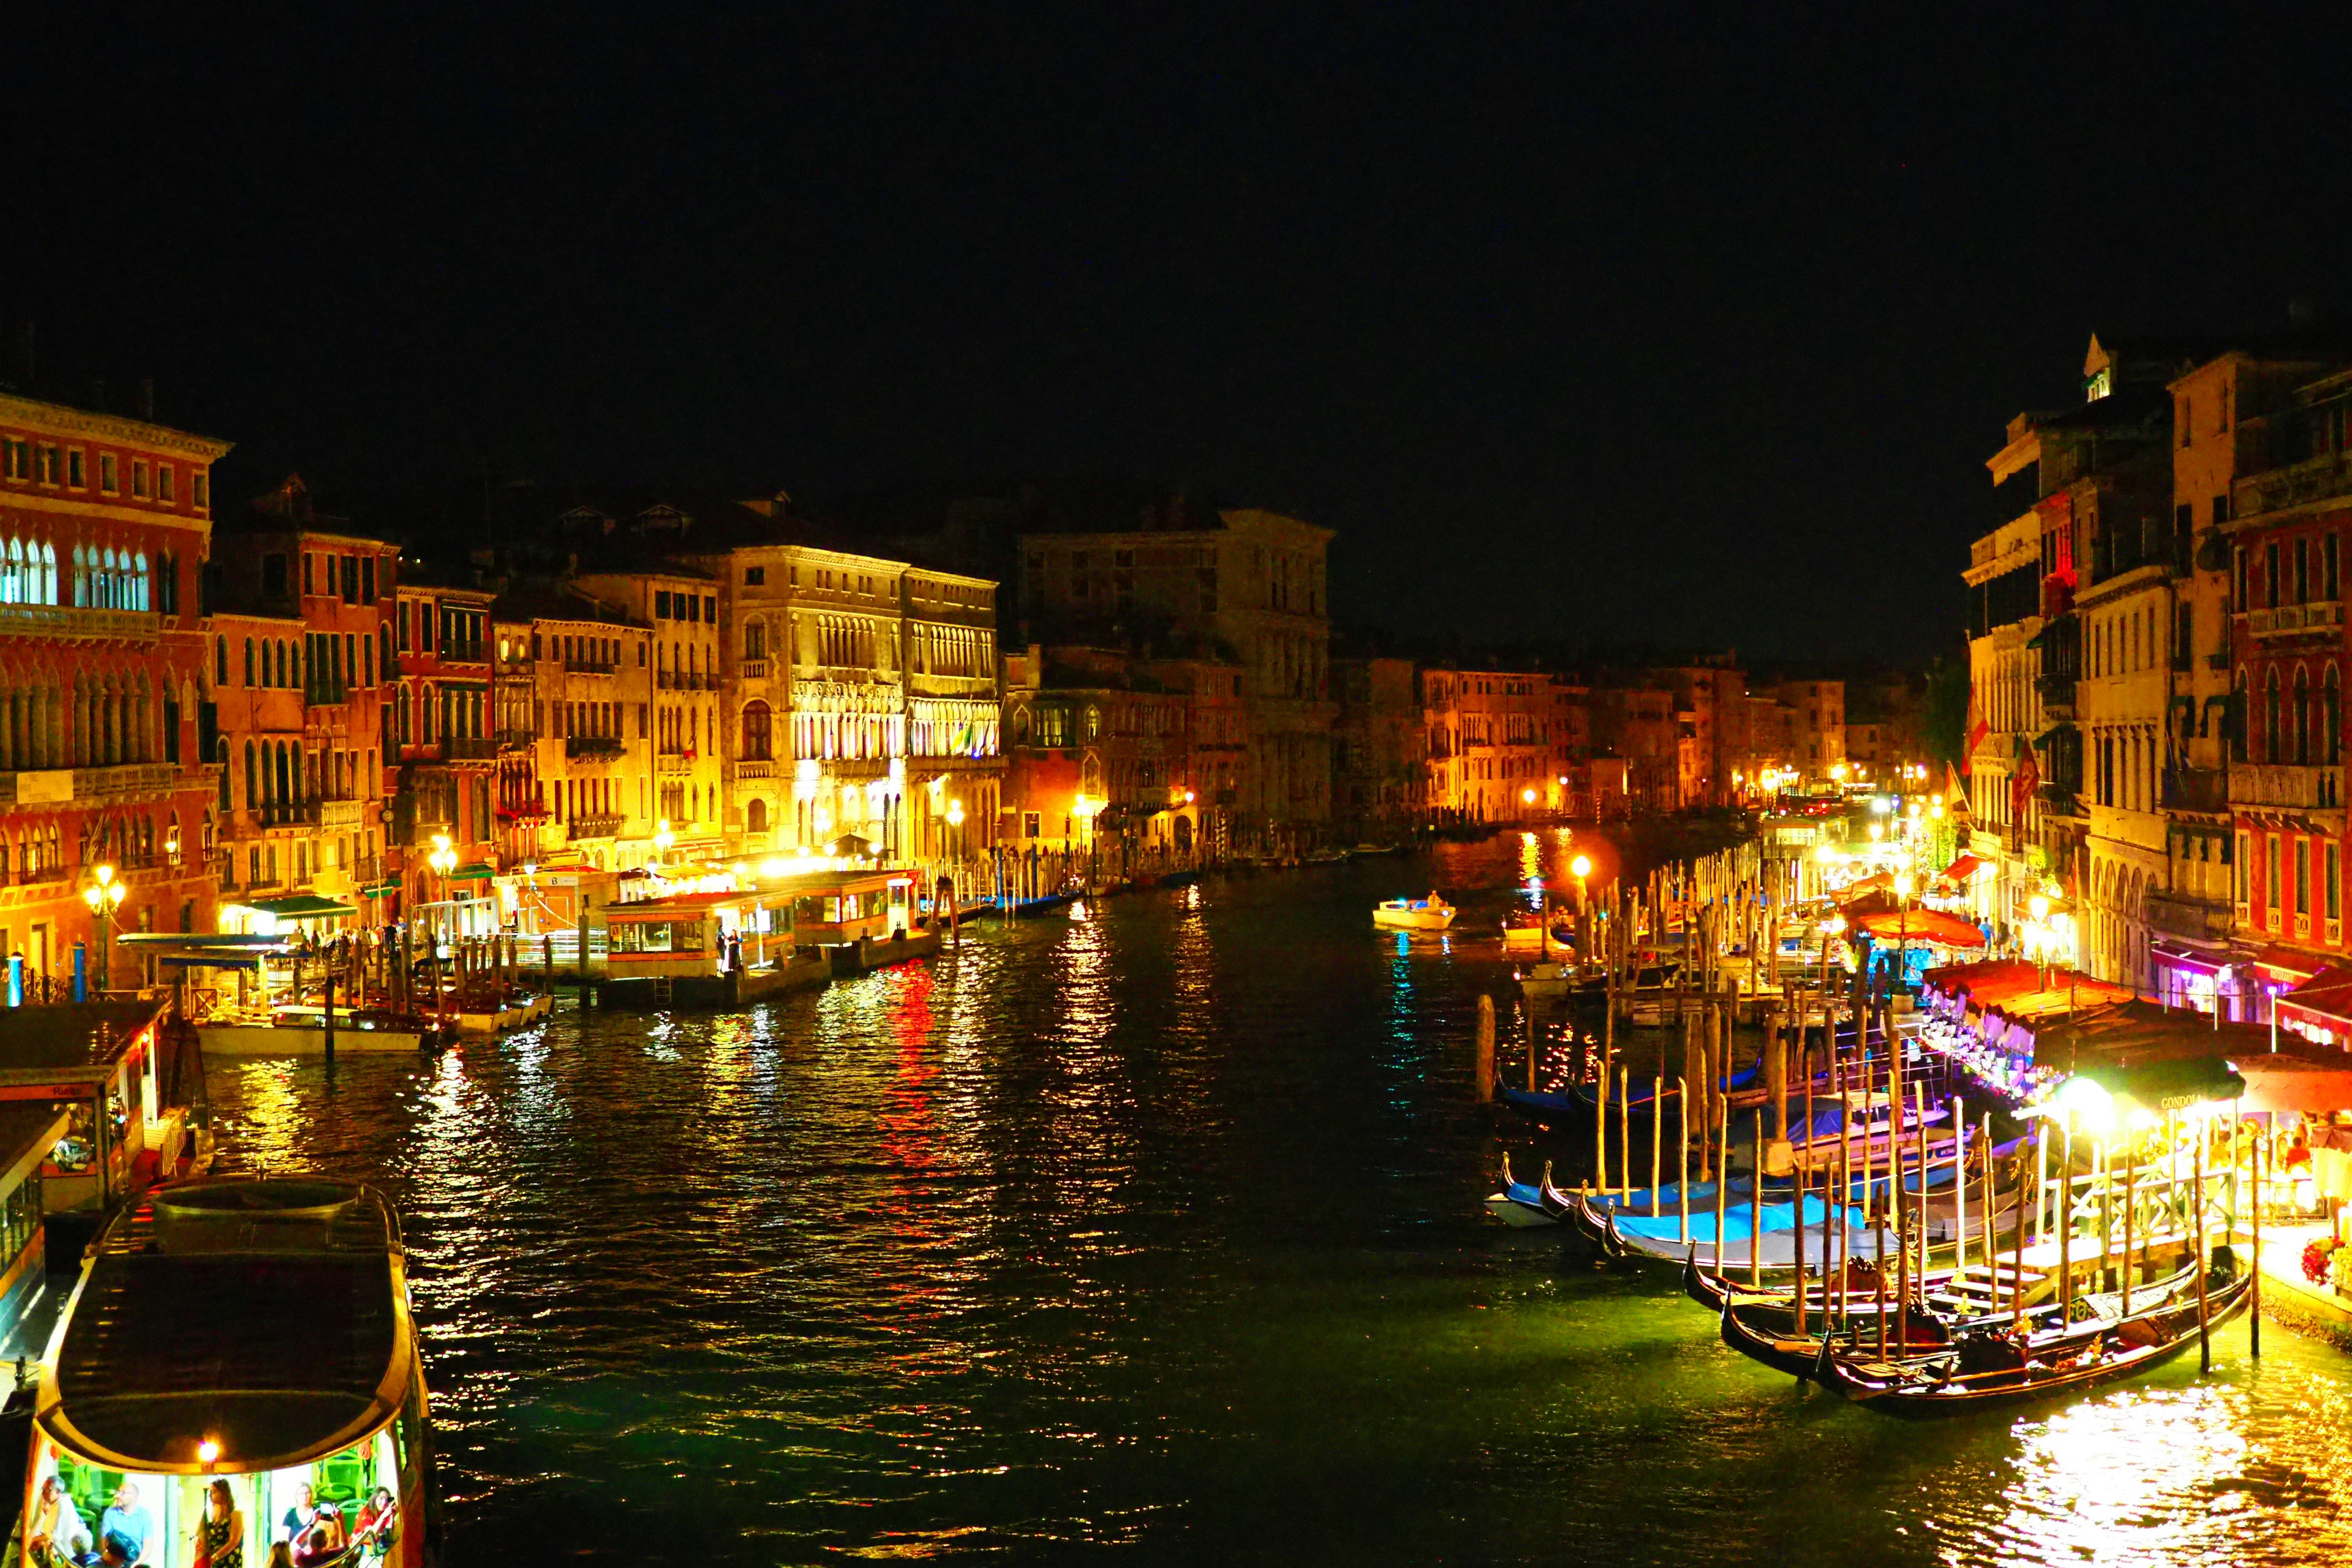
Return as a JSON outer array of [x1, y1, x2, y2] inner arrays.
[[205, 834, 2352, 1566]]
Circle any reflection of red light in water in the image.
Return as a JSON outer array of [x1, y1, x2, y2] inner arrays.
[[871, 964, 947, 1326]]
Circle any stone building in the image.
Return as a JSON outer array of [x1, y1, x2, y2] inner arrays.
[[2223, 364, 2352, 989], [0, 391, 230, 986], [390, 577, 498, 924], [1332, 655, 1422, 836], [489, 580, 655, 875], [1017, 507, 1334, 850], [208, 477, 398, 933]]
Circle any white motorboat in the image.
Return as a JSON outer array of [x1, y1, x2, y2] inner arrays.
[[1374, 893, 1455, 930]]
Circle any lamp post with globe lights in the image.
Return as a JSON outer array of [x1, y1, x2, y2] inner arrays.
[[81, 865, 125, 993]]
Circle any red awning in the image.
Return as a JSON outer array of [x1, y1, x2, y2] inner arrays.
[[2276, 965, 2352, 1028], [1834, 872, 1893, 904], [2250, 944, 2326, 985], [1847, 907, 1987, 949], [1939, 853, 1983, 883]]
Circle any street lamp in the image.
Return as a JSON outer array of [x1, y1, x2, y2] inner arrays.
[[2027, 892, 2052, 990], [946, 798, 965, 880], [654, 818, 675, 867], [81, 864, 125, 992]]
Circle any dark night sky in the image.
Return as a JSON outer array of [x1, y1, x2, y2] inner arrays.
[[7, 7, 2351, 664]]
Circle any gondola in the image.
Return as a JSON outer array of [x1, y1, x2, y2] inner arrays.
[[1483, 1153, 1565, 1227], [1817, 1253, 2251, 1415], [1721, 1300, 1952, 1379], [1683, 1248, 1950, 1326]]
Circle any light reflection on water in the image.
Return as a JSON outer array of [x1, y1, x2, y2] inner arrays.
[[194, 838, 2352, 1565]]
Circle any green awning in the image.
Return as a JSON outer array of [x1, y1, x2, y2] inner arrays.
[[360, 880, 403, 899], [244, 895, 360, 921], [450, 862, 494, 880]]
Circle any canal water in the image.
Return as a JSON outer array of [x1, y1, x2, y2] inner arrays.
[[204, 834, 2352, 1566]]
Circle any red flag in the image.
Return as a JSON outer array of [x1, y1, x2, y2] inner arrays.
[[1946, 762, 1973, 824]]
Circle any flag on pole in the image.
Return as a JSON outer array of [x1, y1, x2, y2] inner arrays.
[[1946, 761, 1972, 826]]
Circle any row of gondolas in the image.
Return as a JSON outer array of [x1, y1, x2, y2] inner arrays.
[[1485, 1018, 2255, 1415]]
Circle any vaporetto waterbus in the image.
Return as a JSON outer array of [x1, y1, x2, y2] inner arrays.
[[22, 1178, 438, 1567]]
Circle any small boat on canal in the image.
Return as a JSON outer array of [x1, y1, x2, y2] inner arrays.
[[1814, 1252, 2251, 1414], [1483, 1153, 1566, 1227], [1373, 893, 1455, 931], [25, 1177, 440, 1567]]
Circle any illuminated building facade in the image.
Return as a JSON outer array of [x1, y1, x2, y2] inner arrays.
[[2152, 345, 2343, 1010], [2224, 365, 2352, 990], [391, 578, 498, 919], [0, 391, 228, 986], [208, 477, 398, 929], [574, 567, 725, 858], [490, 581, 655, 875], [1001, 646, 1191, 860], [1419, 667, 1567, 823]]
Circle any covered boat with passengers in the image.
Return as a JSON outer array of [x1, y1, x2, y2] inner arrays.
[[21, 1177, 437, 1567]]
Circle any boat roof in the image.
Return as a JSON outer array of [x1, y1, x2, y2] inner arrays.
[[0, 1001, 168, 1085], [39, 1178, 410, 1474]]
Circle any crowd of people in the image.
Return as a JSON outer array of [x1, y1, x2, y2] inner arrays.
[[25, 1474, 397, 1567]]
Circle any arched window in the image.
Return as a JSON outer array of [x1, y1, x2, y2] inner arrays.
[[214, 636, 227, 687], [134, 551, 149, 611], [2329, 665, 2342, 764], [2, 538, 18, 605], [2296, 667, 2312, 766], [244, 741, 258, 809], [747, 799, 768, 834], [742, 701, 772, 761], [2267, 669, 2283, 764]]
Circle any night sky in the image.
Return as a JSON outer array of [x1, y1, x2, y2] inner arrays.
[[9, 9, 2351, 664]]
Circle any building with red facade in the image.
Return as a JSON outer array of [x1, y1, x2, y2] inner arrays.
[[0, 392, 230, 988], [208, 477, 399, 932], [2224, 368, 2352, 981]]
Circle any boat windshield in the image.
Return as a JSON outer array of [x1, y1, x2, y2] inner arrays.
[[27, 1422, 402, 1568]]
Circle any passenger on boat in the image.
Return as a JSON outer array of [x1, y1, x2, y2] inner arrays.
[[292, 1520, 341, 1568], [277, 1483, 320, 1547], [352, 1488, 399, 1561], [197, 1479, 245, 1568], [28, 1474, 88, 1567], [98, 1483, 151, 1566]]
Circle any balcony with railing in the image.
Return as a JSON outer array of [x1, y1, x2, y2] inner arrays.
[[733, 758, 774, 781], [2233, 448, 2352, 524], [566, 813, 625, 841], [254, 799, 323, 828], [738, 660, 768, 681], [494, 727, 537, 752], [657, 671, 717, 691], [564, 657, 616, 676], [2146, 887, 2233, 943], [657, 749, 695, 775], [2245, 601, 2347, 640], [2162, 766, 2229, 815], [0, 601, 159, 644], [565, 735, 625, 760], [2231, 762, 2343, 813], [0, 762, 189, 807]]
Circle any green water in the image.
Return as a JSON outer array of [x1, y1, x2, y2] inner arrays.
[[200, 831, 2352, 1564]]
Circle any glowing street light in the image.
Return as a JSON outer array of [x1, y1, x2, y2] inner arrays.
[[654, 818, 675, 865], [81, 864, 125, 991]]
